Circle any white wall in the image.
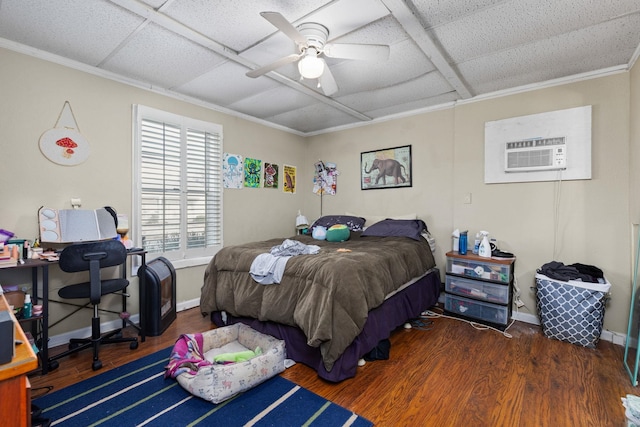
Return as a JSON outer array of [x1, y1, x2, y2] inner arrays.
[[306, 73, 633, 336], [0, 48, 307, 335], [1, 45, 637, 339]]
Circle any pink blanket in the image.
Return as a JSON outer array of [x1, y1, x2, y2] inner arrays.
[[165, 333, 213, 378]]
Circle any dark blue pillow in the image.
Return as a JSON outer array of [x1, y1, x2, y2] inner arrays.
[[310, 215, 366, 232], [361, 219, 428, 241]]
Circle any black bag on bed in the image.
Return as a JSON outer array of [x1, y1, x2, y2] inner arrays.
[[364, 338, 391, 361]]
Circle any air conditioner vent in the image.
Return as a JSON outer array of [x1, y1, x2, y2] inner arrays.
[[504, 137, 566, 172]]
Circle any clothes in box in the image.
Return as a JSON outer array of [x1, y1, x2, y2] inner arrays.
[[535, 273, 611, 348]]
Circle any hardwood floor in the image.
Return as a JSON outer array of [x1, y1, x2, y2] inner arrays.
[[30, 307, 637, 426]]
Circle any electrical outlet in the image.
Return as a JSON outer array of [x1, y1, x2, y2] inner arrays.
[[516, 298, 525, 308]]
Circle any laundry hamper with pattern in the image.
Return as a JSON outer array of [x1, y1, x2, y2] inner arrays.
[[535, 273, 611, 348]]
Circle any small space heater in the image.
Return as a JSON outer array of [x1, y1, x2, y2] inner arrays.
[[138, 257, 176, 336]]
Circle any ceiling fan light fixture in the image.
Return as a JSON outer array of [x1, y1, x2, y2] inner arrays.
[[298, 50, 324, 79]]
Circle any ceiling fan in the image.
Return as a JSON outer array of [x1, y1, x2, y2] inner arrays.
[[246, 12, 390, 96]]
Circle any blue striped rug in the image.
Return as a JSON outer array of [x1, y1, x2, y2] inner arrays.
[[34, 347, 373, 426]]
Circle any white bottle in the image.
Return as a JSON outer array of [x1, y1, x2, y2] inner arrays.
[[473, 233, 480, 254], [478, 231, 491, 258]]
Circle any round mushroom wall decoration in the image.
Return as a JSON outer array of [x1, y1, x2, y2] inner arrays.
[[39, 101, 90, 166]]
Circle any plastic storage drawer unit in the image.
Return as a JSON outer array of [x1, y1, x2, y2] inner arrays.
[[444, 293, 509, 326], [445, 275, 510, 305], [446, 257, 511, 283]]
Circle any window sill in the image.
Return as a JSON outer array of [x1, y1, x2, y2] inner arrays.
[[155, 256, 213, 270]]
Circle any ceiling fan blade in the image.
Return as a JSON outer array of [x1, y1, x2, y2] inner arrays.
[[260, 11, 307, 46], [246, 53, 301, 78], [323, 43, 390, 61], [318, 61, 338, 96]]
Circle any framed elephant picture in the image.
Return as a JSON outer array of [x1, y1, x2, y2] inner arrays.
[[361, 145, 412, 190]]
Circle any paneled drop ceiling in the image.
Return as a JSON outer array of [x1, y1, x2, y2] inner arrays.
[[1, 0, 639, 135]]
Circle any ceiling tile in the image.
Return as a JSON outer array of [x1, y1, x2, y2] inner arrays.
[[228, 86, 318, 120], [101, 22, 227, 88], [410, 0, 506, 28], [432, 0, 640, 64], [176, 62, 280, 106], [363, 92, 459, 120], [327, 38, 437, 95], [459, 14, 640, 93], [0, 0, 638, 134], [0, 0, 143, 65], [162, 0, 331, 52], [338, 72, 454, 112], [268, 102, 360, 133]]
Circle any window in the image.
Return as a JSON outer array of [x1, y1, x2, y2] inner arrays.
[[134, 105, 223, 266]]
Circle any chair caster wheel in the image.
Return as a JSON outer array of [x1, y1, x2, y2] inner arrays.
[[69, 342, 79, 350], [130, 341, 139, 350], [114, 332, 123, 339], [92, 360, 102, 371], [48, 360, 59, 372]]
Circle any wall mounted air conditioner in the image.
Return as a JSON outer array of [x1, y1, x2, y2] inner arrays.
[[504, 137, 566, 173]]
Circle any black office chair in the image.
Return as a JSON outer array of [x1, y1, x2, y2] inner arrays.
[[53, 240, 138, 370]]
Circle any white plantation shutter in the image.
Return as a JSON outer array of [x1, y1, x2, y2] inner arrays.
[[185, 128, 222, 249], [134, 106, 222, 262]]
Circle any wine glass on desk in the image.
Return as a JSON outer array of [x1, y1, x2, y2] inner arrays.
[[116, 225, 133, 249], [115, 214, 133, 249], [117, 224, 128, 238]]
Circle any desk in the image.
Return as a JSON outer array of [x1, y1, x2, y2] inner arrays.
[[0, 293, 38, 426], [0, 249, 146, 374]]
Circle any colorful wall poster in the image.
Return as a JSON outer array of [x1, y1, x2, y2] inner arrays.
[[263, 162, 279, 189], [283, 165, 296, 194], [223, 153, 243, 189], [244, 157, 262, 188]]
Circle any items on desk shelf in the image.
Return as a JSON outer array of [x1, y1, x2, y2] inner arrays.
[[0, 243, 17, 268], [23, 293, 32, 319], [32, 304, 43, 317], [0, 229, 14, 243], [2, 289, 24, 318], [38, 251, 59, 262]]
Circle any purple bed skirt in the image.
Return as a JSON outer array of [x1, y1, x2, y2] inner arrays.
[[211, 268, 441, 382]]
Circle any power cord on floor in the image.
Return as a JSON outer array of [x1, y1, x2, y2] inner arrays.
[[421, 306, 516, 339]]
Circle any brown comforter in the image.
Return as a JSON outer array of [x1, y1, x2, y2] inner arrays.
[[200, 232, 436, 372]]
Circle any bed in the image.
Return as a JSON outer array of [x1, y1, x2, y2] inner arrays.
[[200, 217, 441, 382]]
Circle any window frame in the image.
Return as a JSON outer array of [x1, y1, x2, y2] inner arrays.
[[133, 105, 223, 268]]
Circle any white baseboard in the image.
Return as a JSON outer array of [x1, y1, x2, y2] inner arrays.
[[46, 297, 202, 349], [511, 311, 540, 325], [47, 298, 629, 350], [511, 310, 627, 347]]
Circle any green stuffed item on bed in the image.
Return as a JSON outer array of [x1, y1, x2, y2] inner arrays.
[[326, 224, 350, 242]]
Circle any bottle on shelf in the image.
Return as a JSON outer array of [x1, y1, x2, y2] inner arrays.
[[473, 232, 481, 254], [23, 293, 32, 319], [478, 231, 491, 258], [459, 231, 468, 255]]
